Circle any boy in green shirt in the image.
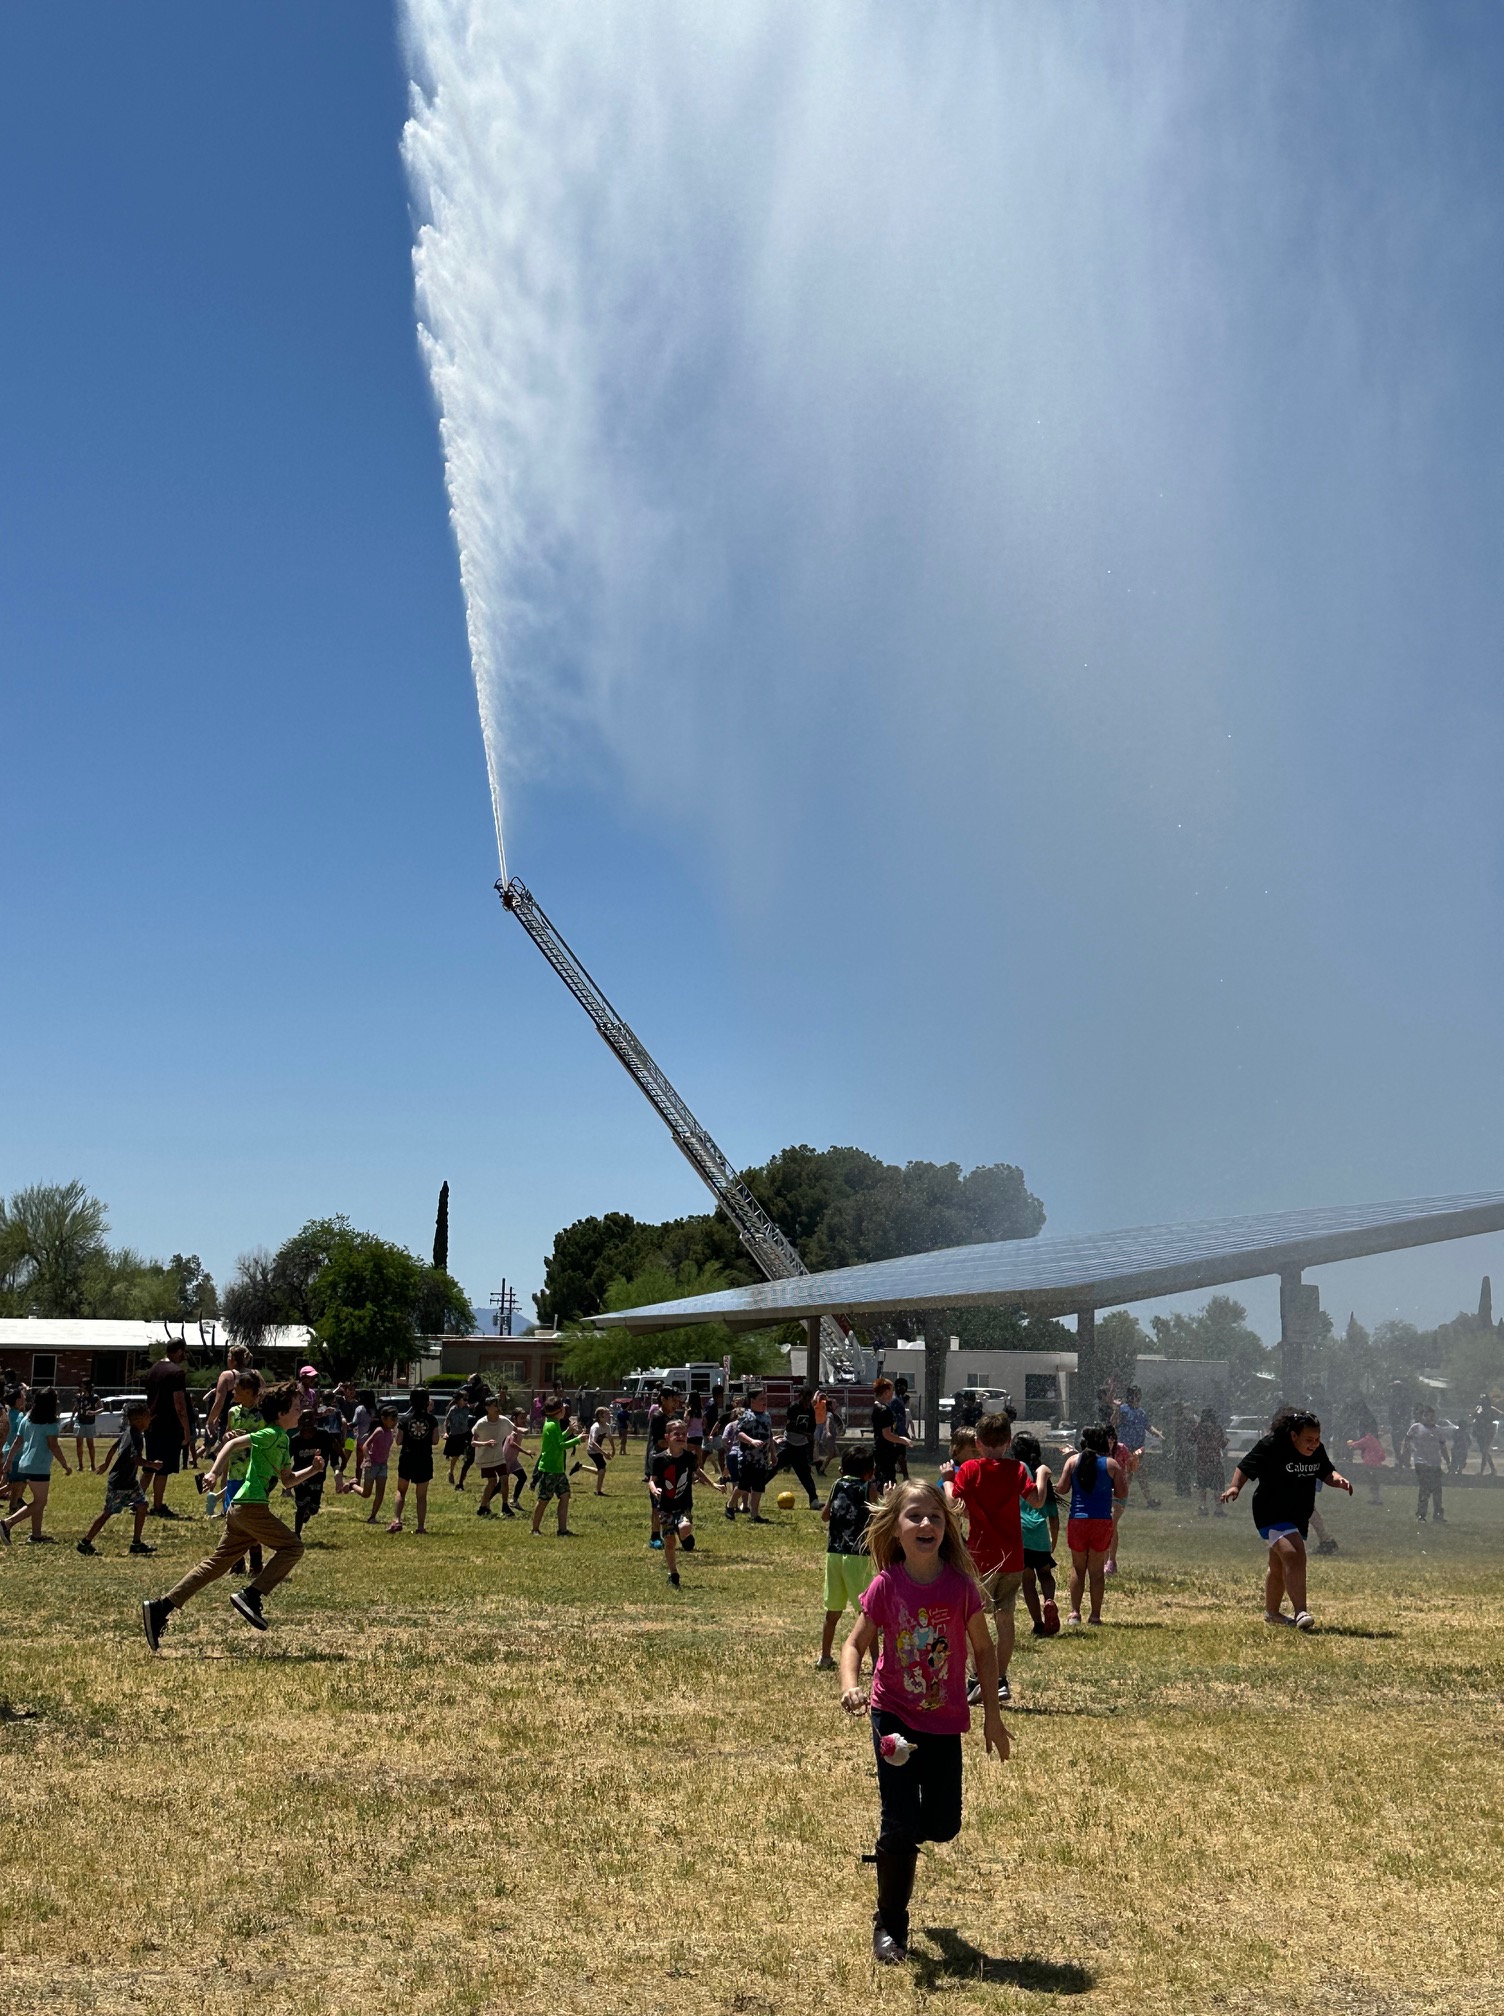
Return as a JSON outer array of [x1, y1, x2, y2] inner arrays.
[[530, 1397, 581, 1537], [141, 1380, 324, 1651]]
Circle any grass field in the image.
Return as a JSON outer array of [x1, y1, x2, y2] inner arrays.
[[1, 1458, 1501, 2016]]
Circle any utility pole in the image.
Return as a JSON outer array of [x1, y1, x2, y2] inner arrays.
[[489, 1283, 517, 1337]]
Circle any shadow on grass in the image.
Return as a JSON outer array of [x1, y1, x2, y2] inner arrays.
[[1009, 1703, 1120, 1718], [1314, 1624, 1399, 1640], [913, 1929, 1093, 1994], [157, 1648, 350, 1664]]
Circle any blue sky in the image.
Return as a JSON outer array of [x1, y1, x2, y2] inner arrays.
[[4, 3, 1504, 1342]]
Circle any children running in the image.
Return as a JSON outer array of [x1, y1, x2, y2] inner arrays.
[[585, 1407, 615, 1496], [1194, 1407, 1229, 1516], [839, 1479, 1008, 1967], [648, 1418, 719, 1584], [357, 1405, 397, 1524], [1347, 1424, 1389, 1505], [530, 1396, 581, 1536], [500, 1409, 529, 1516], [389, 1389, 439, 1535], [819, 1443, 876, 1668], [444, 1395, 474, 1489], [470, 1395, 509, 1516], [1221, 1405, 1353, 1630], [942, 1411, 1039, 1703], [1010, 1432, 1060, 1637], [1057, 1426, 1124, 1625], [140, 1380, 323, 1649], [0, 1388, 72, 1545], [77, 1401, 157, 1556]]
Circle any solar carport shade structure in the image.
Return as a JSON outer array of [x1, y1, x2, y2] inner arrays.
[[589, 1191, 1504, 1333]]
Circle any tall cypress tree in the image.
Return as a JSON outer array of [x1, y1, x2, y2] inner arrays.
[[432, 1181, 450, 1273]]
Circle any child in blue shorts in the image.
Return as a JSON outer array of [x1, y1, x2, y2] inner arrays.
[[1222, 1406, 1352, 1630]]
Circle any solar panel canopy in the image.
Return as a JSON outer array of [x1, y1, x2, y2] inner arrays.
[[588, 1191, 1504, 1333]]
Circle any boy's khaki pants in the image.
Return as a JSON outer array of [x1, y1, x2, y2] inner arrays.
[[164, 1503, 303, 1607]]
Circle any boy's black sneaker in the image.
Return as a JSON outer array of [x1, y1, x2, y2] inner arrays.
[[500, 1506, 515, 1518], [141, 1598, 172, 1653], [128, 1540, 155, 1556], [998, 1675, 1011, 1702], [476, 1504, 494, 1517], [76, 1539, 98, 1556], [151, 1505, 181, 1521], [966, 1676, 983, 1706], [680, 1532, 696, 1551], [668, 1569, 681, 1587], [230, 1589, 268, 1632]]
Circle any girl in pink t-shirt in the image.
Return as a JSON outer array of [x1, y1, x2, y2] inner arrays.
[[838, 1480, 1009, 1968]]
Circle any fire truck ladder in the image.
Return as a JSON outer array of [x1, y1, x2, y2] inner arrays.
[[497, 877, 863, 1380]]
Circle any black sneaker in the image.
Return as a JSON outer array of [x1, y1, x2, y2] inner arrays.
[[27, 1534, 55, 1545], [966, 1676, 983, 1707], [128, 1541, 155, 1556], [668, 1569, 681, 1587], [500, 1507, 515, 1519], [230, 1589, 267, 1632], [872, 1917, 907, 1967], [141, 1598, 172, 1653], [153, 1505, 181, 1522], [681, 1532, 696, 1552], [998, 1675, 1012, 1702], [476, 1505, 494, 1518], [76, 1539, 98, 1556]]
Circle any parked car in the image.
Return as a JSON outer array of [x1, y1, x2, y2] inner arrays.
[[59, 1393, 148, 1441], [1224, 1414, 1268, 1463]]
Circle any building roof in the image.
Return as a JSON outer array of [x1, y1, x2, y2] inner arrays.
[[0, 1319, 312, 1355], [589, 1190, 1504, 1333]]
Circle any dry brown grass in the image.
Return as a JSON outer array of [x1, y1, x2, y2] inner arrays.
[[1, 1465, 1502, 2015]]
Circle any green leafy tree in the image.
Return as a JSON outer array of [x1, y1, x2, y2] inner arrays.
[[536, 1146, 1045, 1327], [222, 1217, 471, 1381], [560, 1259, 779, 1389], [1150, 1295, 1271, 1402], [1097, 1308, 1151, 1395], [1, 1181, 110, 1316]]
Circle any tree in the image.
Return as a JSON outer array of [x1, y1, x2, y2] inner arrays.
[[432, 1182, 450, 1273], [1149, 1295, 1270, 1402], [1098, 1308, 1151, 1396], [535, 1146, 1046, 1326], [1, 1181, 110, 1317], [222, 1217, 472, 1381]]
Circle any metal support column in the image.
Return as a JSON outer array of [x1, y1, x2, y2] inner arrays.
[[1074, 1307, 1098, 1425], [1279, 1270, 1320, 1404], [806, 1316, 822, 1388], [923, 1319, 947, 1461]]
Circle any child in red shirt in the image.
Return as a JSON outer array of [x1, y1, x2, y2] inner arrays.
[[942, 1410, 1041, 1705]]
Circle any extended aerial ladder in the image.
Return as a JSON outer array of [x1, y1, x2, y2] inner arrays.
[[498, 877, 865, 1381]]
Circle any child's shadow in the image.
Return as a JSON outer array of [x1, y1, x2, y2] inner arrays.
[[1314, 1624, 1398, 1640], [913, 1929, 1093, 1995]]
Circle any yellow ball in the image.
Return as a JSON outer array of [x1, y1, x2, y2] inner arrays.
[[776, 1491, 797, 1511]]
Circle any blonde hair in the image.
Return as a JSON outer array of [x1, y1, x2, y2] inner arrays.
[[866, 1479, 979, 1588]]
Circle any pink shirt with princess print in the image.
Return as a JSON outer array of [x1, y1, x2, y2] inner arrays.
[[860, 1561, 982, 1735]]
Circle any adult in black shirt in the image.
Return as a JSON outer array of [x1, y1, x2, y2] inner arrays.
[[1222, 1407, 1352, 1630], [768, 1387, 820, 1508], [144, 1341, 194, 1517], [870, 1378, 909, 1489]]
